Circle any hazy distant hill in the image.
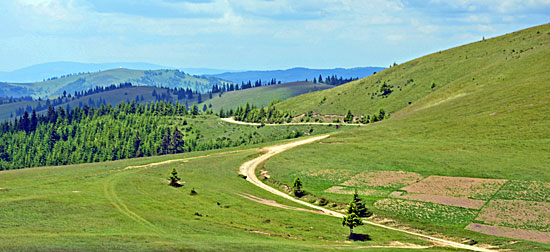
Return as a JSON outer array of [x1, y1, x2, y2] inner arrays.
[[0, 68, 231, 98], [0, 62, 172, 83], [209, 67, 385, 84]]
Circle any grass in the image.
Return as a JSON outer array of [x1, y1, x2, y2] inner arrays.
[[262, 24, 550, 250], [201, 81, 334, 111], [0, 143, 450, 251]]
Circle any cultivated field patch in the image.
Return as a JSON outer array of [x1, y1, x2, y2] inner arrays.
[[493, 180, 550, 202], [304, 169, 355, 184], [342, 171, 423, 188], [466, 223, 550, 244], [401, 176, 507, 200], [389, 191, 485, 209], [476, 199, 550, 232], [374, 198, 477, 225], [324, 186, 388, 197]]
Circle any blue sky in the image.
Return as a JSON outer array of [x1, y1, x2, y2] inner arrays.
[[1, 0, 549, 71]]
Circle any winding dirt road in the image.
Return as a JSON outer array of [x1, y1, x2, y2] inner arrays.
[[239, 135, 497, 252], [221, 117, 358, 126]]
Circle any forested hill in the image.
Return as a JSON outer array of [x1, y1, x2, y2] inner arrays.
[[277, 24, 550, 118], [0, 68, 231, 98], [0, 84, 212, 121]]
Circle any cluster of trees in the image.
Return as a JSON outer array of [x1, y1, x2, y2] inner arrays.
[[0, 101, 208, 170], [344, 109, 388, 124], [312, 75, 359, 86], [43, 71, 92, 82], [71, 82, 133, 99], [0, 96, 33, 105], [228, 103, 292, 124]]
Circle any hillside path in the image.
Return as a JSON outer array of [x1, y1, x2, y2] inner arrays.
[[239, 135, 497, 252], [221, 117, 358, 126]]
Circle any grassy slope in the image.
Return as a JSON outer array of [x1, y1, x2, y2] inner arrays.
[[263, 24, 550, 250], [277, 24, 550, 117], [201, 81, 333, 111], [1, 68, 229, 98], [0, 143, 445, 251]]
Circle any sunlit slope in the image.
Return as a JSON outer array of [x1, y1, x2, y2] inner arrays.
[[277, 24, 550, 118], [202, 81, 333, 111]]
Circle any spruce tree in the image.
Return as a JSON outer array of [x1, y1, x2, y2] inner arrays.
[[292, 177, 304, 197], [169, 168, 181, 187], [342, 202, 363, 238]]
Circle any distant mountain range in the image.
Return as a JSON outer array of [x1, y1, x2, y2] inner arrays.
[[0, 68, 230, 98], [208, 67, 386, 84], [0, 62, 385, 98]]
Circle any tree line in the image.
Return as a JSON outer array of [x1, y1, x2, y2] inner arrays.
[[223, 103, 292, 124]]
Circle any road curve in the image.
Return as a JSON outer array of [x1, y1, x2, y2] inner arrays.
[[221, 117, 359, 126], [239, 135, 497, 252]]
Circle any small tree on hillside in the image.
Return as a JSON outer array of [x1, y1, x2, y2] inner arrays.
[[342, 202, 363, 238], [344, 110, 354, 123], [293, 177, 304, 197], [169, 168, 182, 187]]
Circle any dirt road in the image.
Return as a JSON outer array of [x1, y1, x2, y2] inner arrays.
[[239, 135, 497, 252], [221, 117, 358, 126]]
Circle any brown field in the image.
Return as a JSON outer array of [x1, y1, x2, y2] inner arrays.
[[476, 199, 550, 231], [389, 191, 485, 209], [401, 176, 507, 200], [466, 223, 550, 244], [342, 171, 423, 188], [325, 186, 388, 197]]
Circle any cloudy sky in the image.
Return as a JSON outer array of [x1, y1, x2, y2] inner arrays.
[[1, 0, 549, 71]]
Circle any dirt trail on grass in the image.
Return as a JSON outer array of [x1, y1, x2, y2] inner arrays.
[[239, 135, 497, 252], [221, 117, 358, 126]]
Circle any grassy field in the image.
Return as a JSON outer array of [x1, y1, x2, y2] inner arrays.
[[262, 24, 550, 250], [0, 141, 457, 251], [201, 81, 334, 111]]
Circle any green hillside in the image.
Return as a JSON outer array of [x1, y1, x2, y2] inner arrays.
[[262, 24, 550, 249], [201, 81, 333, 111], [277, 24, 550, 118], [0, 68, 231, 98]]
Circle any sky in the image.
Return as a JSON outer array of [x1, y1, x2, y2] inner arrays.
[[0, 0, 549, 71]]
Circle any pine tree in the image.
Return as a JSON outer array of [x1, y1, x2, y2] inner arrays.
[[169, 168, 181, 187], [293, 177, 304, 197], [342, 202, 363, 238]]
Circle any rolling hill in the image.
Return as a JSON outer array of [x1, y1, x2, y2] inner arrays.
[[277, 24, 550, 118], [0, 68, 231, 98], [209, 67, 384, 84], [263, 24, 550, 249], [201, 81, 334, 111]]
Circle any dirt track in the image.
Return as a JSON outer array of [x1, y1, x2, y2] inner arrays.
[[238, 135, 497, 252], [221, 117, 358, 126]]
